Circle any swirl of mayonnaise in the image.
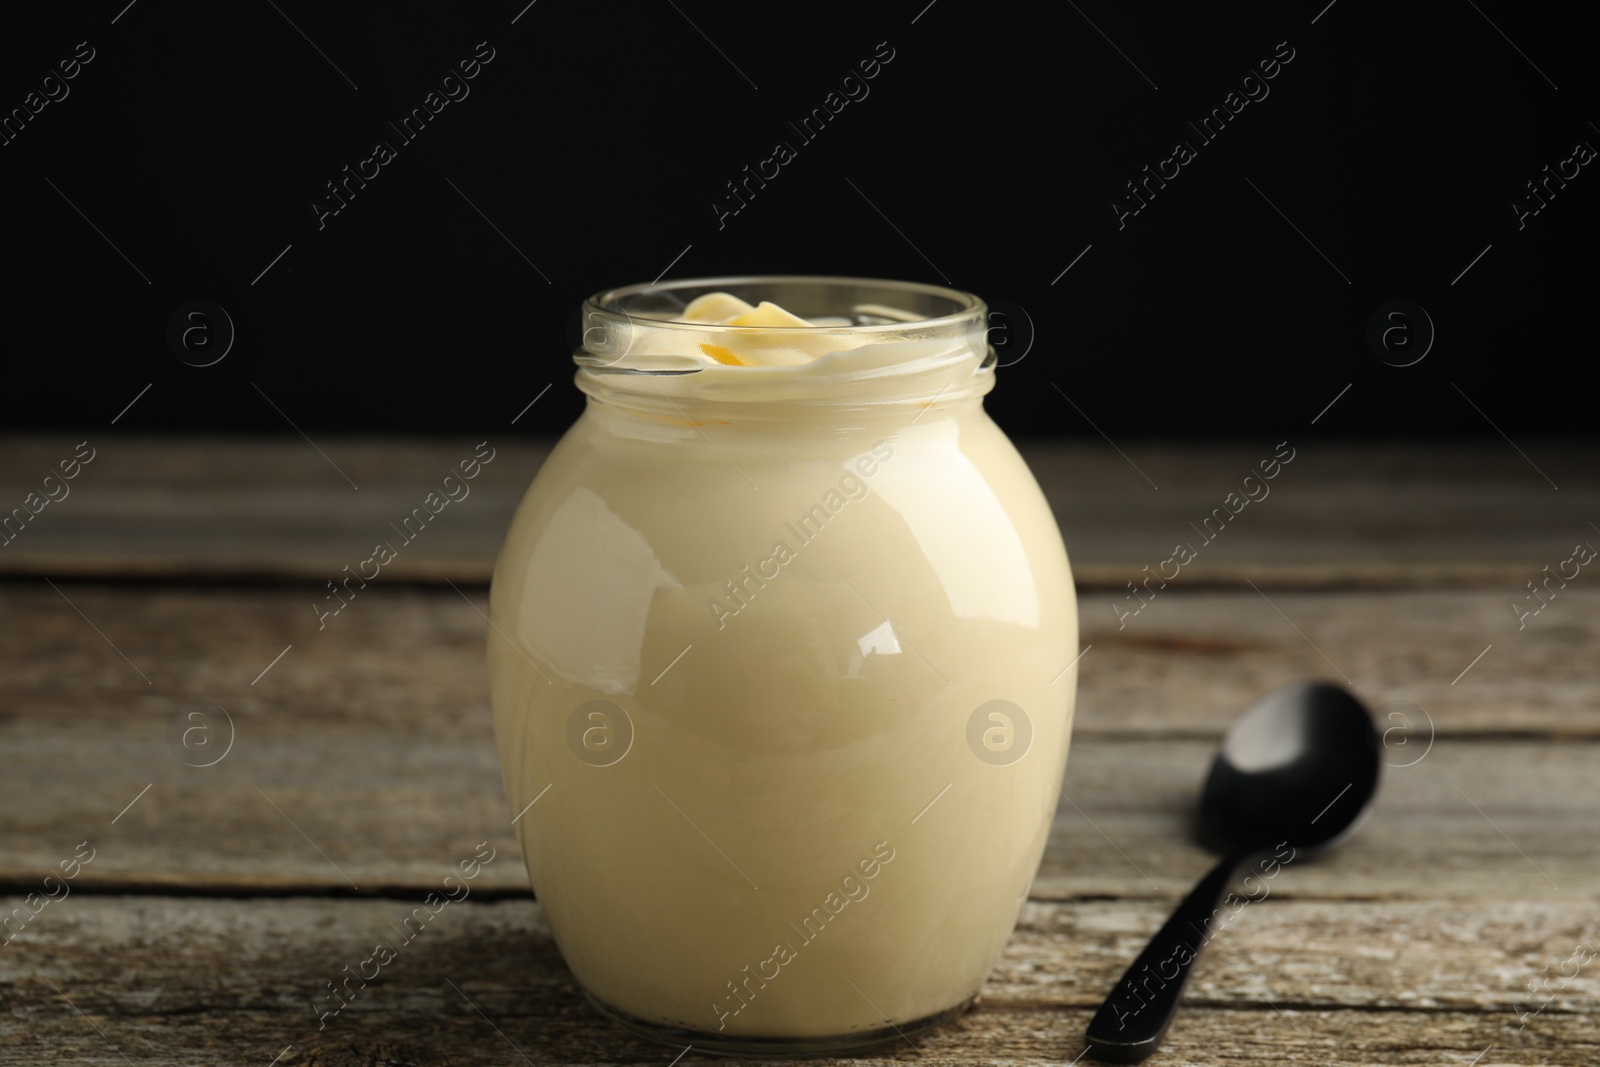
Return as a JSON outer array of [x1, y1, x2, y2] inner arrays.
[[577, 287, 992, 407]]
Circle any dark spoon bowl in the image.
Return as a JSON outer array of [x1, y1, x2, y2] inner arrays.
[[1200, 680, 1381, 856]]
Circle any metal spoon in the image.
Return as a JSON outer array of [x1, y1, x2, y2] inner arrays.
[[1083, 680, 1381, 1063]]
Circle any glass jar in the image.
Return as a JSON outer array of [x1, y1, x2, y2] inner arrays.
[[489, 276, 1078, 1055]]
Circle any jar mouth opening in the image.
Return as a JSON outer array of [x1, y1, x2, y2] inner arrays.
[[573, 275, 995, 413], [581, 275, 986, 341]]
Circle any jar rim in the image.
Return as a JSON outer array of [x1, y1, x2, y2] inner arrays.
[[572, 275, 995, 415], [581, 275, 986, 338]]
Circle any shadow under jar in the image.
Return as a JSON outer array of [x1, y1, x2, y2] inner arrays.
[[489, 276, 1079, 1056]]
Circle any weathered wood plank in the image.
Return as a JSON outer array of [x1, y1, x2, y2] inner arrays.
[[1, 589, 1594, 899], [4, 583, 1594, 739], [2, 437, 1595, 587], [1075, 587, 1600, 737], [5, 730, 1591, 901], [0, 436, 545, 584], [11, 1008, 1589, 1067], [7, 584, 1598, 737], [2, 897, 1595, 1064]]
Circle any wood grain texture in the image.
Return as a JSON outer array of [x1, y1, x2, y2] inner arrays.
[[3, 730, 1595, 901], [5, 583, 1596, 740], [3, 437, 1596, 587], [2, 584, 1595, 898], [2, 897, 1595, 1065]]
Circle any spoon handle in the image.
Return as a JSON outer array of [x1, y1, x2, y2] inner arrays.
[[1083, 851, 1250, 1062]]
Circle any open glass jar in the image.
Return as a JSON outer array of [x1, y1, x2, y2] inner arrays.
[[489, 276, 1078, 1055]]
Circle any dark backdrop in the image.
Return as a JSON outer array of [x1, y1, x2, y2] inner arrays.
[[1, 0, 1593, 440]]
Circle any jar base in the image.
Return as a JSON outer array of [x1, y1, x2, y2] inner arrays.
[[580, 987, 977, 1058]]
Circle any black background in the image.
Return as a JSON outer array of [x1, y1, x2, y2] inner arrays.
[[1, 0, 1594, 441]]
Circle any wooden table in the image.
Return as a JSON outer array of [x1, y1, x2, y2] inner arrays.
[[2, 437, 1596, 1066]]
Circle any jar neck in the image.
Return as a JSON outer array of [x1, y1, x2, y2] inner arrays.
[[576, 370, 991, 439], [575, 360, 994, 427]]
